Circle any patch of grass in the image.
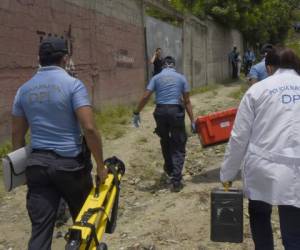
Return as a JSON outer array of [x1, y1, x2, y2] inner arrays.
[[190, 84, 220, 95], [228, 83, 249, 100], [137, 136, 148, 144], [95, 105, 132, 140], [0, 141, 12, 159], [0, 141, 12, 184], [285, 27, 300, 57], [286, 41, 300, 57]]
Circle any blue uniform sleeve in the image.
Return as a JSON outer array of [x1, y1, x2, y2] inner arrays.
[[182, 75, 190, 93], [12, 88, 25, 117], [248, 65, 258, 79], [146, 77, 156, 92], [72, 80, 91, 110]]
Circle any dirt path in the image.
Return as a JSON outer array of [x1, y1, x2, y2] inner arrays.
[[0, 84, 283, 250]]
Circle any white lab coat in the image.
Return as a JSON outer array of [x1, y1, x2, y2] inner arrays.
[[221, 69, 300, 208]]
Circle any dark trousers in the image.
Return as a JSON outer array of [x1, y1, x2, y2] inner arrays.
[[249, 200, 300, 250], [244, 61, 253, 76], [26, 165, 92, 250], [153, 104, 187, 184], [232, 62, 238, 79]]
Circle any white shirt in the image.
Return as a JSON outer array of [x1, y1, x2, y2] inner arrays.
[[221, 69, 300, 208]]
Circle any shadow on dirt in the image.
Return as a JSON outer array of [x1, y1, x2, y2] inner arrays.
[[190, 168, 242, 184], [135, 173, 170, 193]]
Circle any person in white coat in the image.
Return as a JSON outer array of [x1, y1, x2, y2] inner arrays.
[[220, 48, 300, 250]]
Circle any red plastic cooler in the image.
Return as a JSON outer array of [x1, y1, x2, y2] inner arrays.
[[196, 108, 237, 146]]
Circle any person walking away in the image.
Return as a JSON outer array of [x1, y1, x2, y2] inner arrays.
[[150, 48, 163, 76], [220, 48, 300, 250], [11, 36, 108, 250], [229, 46, 239, 79], [132, 56, 195, 192], [244, 48, 256, 76], [248, 44, 273, 85]]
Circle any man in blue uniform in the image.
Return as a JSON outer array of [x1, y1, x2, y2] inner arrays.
[[229, 46, 239, 79], [248, 44, 273, 85], [243, 48, 256, 75], [11, 37, 108, 250], [132, 56, 195, 192]]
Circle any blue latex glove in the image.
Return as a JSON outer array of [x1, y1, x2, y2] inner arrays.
[[132, 113, 141, 128], [191, 122, 197, 133]]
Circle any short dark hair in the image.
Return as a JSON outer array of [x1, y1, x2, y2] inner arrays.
[[265, 48, 280, 68], [39, 37, 68, 66], [261, 43, 273, 55], [163, 56, 176, 67], [279, 48, 300, 73]]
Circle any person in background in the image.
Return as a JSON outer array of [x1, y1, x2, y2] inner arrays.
[[220, 48, 300, 250], [132, 56, 195, 192], [237, 52, 242, 78], [248, 44, 273, 85], [11, 37, 108, 250], [229, 46, 239, 79], [243, 48, 256, 76], [150, 48, 163, 76]]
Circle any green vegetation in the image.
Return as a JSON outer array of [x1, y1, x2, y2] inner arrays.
[[169, 0, 300, 46], [228, 83, 249, 100], [137, 136, 148, 144], [285, 28, 300, 57], [0, 141, 11, 159], [94, 105, 132, 140], [190, 84, 220, 95], [145, 4, 182, 26], [0, 141, 12, 177], [286, 41, 300, 57]]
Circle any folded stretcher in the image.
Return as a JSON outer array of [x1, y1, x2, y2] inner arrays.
[[65, 156, 125, 250]]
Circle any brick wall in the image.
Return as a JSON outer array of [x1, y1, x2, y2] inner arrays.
[[0, 0, 146, 142]]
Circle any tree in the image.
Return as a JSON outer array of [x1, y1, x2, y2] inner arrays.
[[169, 0, 300, 46]]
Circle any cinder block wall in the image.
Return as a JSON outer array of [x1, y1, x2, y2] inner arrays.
[[0, 0, 146, 142]]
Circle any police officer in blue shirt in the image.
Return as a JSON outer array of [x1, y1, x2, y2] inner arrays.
[[133, 56, 195, 192], [11, 37, 108, 250], [248, 44, 273, 85], [243, 48, 256, 75]]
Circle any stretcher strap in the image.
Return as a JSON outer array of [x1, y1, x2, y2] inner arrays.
[[74, 207, 108, 249], [105, 165, 121, 234]]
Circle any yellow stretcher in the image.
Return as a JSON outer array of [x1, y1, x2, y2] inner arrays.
[[65, 157, 125, 250]]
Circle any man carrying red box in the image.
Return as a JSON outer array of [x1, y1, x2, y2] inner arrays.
[[132, 56, 195, 192]]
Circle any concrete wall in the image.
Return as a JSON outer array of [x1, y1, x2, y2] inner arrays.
[[183, 16, 208, 88], [0, 0, 146, 142], [145, 16, 183, 77], [183, 16, 243, 87], [206, 19, 243, 84]]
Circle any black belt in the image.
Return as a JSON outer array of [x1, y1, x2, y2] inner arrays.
[[156, 104, 182, 107], [32, 149, 82, 159]]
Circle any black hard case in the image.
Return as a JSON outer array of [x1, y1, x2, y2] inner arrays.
[[210, 188, 243, 243]]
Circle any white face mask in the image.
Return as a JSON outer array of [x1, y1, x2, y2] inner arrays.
[[164, 63, 175, 68]]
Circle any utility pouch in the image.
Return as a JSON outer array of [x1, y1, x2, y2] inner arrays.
[[2, 145, 31, 192]]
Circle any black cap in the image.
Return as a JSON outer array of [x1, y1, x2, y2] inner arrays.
[[261, 43, 273, 55], [163, 56, 176, 67], [39, 37, 68, 57]]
